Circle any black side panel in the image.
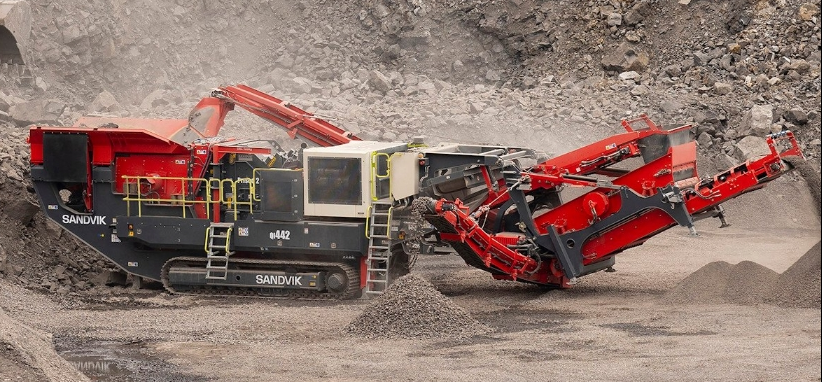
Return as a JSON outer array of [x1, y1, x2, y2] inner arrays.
[[637, 130, 691, 164], [637, 134, 669, 164], [43, 133, 88, 182], [257, 169, 304, 221]]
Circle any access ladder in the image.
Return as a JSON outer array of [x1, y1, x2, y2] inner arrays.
[[205, 222, 235, 280], [363, 200, 394, 297]]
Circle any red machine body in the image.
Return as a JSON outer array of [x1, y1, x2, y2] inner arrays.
[[28, 84, 358, 216], [421, 115, 804, 288]]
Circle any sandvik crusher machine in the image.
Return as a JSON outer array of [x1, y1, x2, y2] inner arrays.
[[27, 84, 805, 297]]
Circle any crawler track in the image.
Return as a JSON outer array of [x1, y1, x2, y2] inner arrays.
[[160, 257, 360, 300]]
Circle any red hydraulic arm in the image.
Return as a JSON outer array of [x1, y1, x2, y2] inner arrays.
[[188, 84, 360, 147], [422, 117, 805, 288]]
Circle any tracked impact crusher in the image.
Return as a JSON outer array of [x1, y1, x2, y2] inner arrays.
[[27, 85, 805, 298]]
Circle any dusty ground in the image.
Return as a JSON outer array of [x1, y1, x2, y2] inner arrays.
[[0, 179, 819, 382]]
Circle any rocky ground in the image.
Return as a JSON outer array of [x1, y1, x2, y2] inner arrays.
[[0, 0, 820, 380]]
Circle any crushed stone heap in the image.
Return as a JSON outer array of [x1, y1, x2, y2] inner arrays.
[[345, 274, 491, 339], [768, 241, 821, 309], [788, 159, 821, 217], [663, 261, 735, 305], [664, 242, 821, 309]]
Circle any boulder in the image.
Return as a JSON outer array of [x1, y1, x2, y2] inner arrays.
[[618, 71, 640, 83], [0, 198, 40, 225], [8, 99, 64, 126], [485, 69, 501, 81], [697, 132, 713, 148], [624, 0, 652, 25], [0, 94, 10, 112], [659, 100, 684, 115], [88, 90, 121, 114], [601, 43, 649, 72], [606, 13, 622, 26], [740, 104, 773, 136], [713, 82, 733, 95], [368, 70, 392, 93], [714, 154, 740, 169], [92, 270, 128, 287], [735, 136, 771, 162], [138, 89, 169, 111], [784, 109, 808, 125]]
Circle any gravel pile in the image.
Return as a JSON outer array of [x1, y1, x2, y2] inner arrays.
[[767, 241, 821, 309], [722, 261, 780, 305], [345, 274, 491, 339], [663, 261, 734, 305], [785, 158, 821, 218], [664, 244, 820, 308]]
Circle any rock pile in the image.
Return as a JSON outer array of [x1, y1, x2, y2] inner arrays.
[[767, 241, 821, 309], [345, 274, 491, 339], [0, 306, 90, 381], [664, 242, 821, 309]]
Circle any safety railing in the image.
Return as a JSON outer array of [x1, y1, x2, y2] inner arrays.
[[122, 175, 258, 220], [370, 152, 392, 201], [122, 175, 212, 218]]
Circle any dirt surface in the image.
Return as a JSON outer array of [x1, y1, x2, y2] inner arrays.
[[0, 0, 821, 380]]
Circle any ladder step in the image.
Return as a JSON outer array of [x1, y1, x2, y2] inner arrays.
[[366, 279, 388, 283], [210, 234, 229, 238]]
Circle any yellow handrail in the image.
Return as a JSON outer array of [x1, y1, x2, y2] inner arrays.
[[364, 204, 394, 240], [122, 175, 213, 218], [372, 152, 391, 178], [370, 152, 392, 201], [365, 205, 372, 239], [223, 226, 233, 252], [121, 175, 259, 221], [203, 226, 212, 253]]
